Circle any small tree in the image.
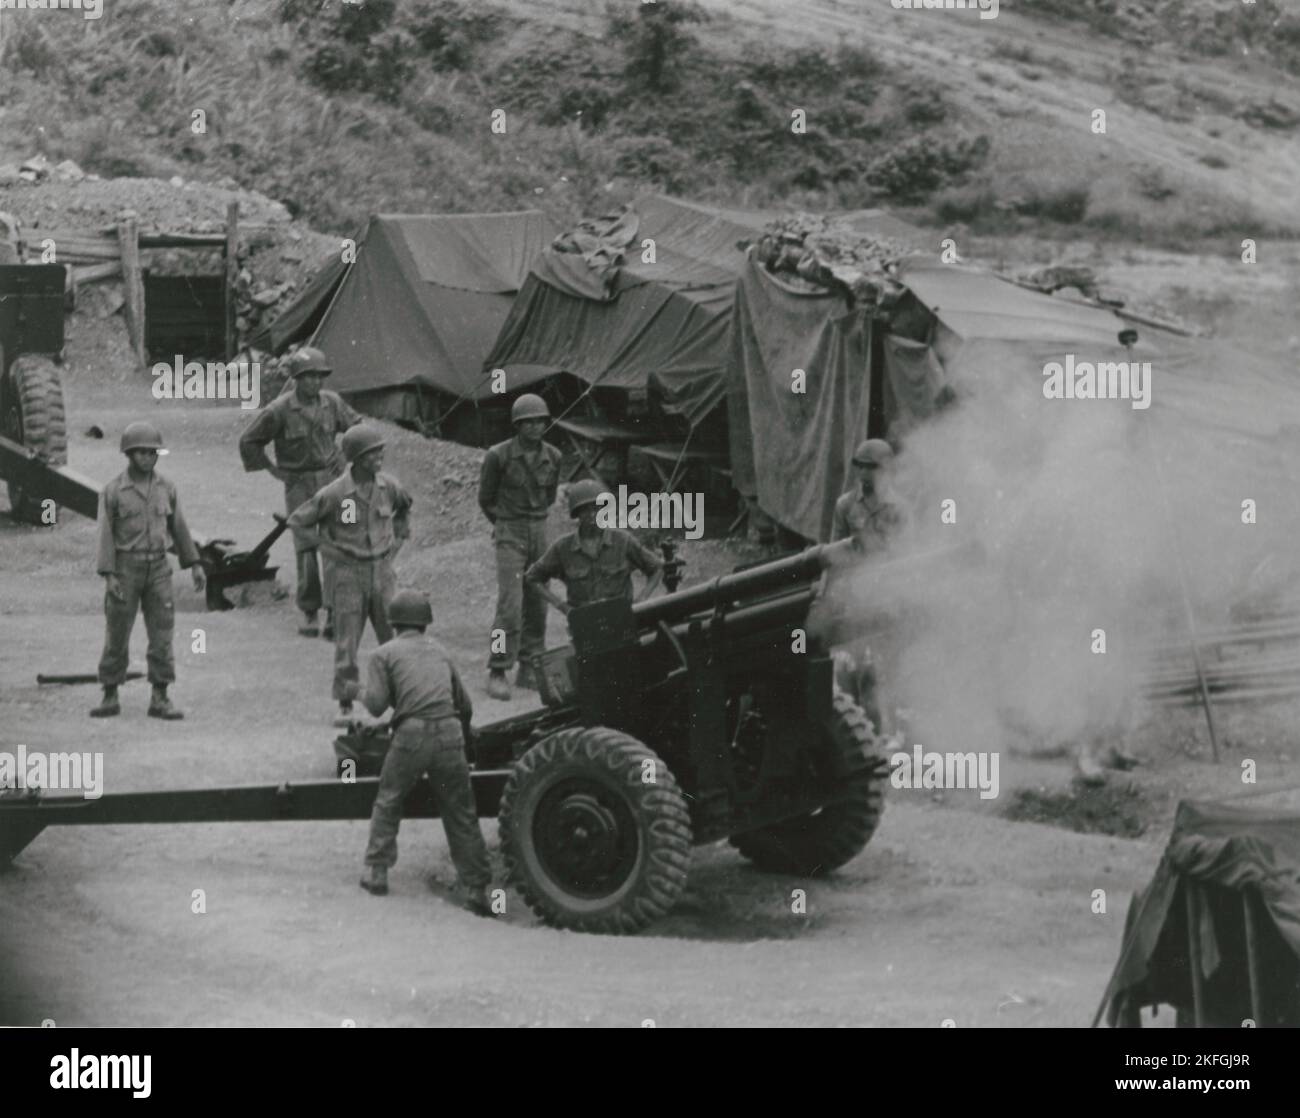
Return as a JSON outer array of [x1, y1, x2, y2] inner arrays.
[[605, 0, 705, 94]]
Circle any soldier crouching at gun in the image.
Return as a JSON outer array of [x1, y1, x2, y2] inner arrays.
[[341, 588, 495, 915]]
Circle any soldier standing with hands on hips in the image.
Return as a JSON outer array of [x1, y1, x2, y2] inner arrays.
[[477, 393, 561, 701], [238, 346, 361, 638], [91, 421, 205, 721], [525, 479, 663, 618], [288, 423, 412, 724]]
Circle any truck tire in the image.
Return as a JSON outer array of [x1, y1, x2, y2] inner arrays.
[[499, 726, 692, 934], [729, 692, 888, 876], [2, 355, 68, 524]]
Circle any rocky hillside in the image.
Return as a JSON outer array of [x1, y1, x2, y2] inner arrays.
[[1, 0, 1295, 247]]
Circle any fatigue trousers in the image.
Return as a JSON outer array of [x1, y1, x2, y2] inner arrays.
[[364, 717, 492, 889], [98, 553, 175, 687], [332, 556, 395, 701], [284, 467, 339, 615], [488, 517, 548, 672]]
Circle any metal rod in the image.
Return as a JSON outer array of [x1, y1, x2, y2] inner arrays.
[[1143, 420, 1221, 762], [1186, 881, 1206, 1027], [1242, 888, 1264, 1026]]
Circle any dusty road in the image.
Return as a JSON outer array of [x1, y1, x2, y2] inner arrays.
[[0, 375, 1277, 1028]]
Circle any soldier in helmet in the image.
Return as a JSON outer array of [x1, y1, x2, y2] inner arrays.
[[341, 588, 493, 913], [477, 393, 562, 700], [287, 423, 412, 722], [239, 346, 361, 638], [832, 439, 904, 552], [525, 479, 663, 622], [829, 438, 906, 735], [91, 421, 206, 720]]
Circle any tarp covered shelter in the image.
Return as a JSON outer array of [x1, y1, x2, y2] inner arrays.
[[1097, 797, 1300, 1027], [727, 256, 1140, 542], [251, 211, 558, 434], [485, 195, 774, 431]]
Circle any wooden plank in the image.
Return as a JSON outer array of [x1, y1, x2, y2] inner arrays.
[[224, 201, 239, 360], [138, 232, 228, 249], [117, 216, 145, 369], [71, 261, 123, 285]]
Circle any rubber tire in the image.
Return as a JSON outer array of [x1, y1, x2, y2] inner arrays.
[[3, 355, 68, 524], [499, 726, 692, 934], [729, 691, 888, 876]]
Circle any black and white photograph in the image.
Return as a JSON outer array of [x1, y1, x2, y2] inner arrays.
[[1, 0, 1298, 1057]]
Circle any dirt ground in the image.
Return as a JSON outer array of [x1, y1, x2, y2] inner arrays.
[[6, 364, 1300, 1029]]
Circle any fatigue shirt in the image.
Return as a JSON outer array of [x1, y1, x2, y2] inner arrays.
[[526, 527, 662, 608], [478, 436, 561, 522], [238, 388, 360, 474], [831, 488, 902, 555], [286, 469, 412, 561], [96, 469, 201, 575], [362, 631, 473, 730]]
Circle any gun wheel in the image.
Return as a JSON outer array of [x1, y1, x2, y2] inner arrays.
[[499, 726, 692, 934], [3, 355, 67, 524], [729, 692, 888, 876]]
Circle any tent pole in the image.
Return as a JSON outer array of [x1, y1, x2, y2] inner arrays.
[[1143, 419, 1221, 763], [1242, 888, 1264, 1026], [1186, 882, 1206, 1027]]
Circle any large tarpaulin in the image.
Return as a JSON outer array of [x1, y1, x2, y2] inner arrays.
[[487, 196, 927, 429], [726, 254, 873, 542], [250, 211, 557, 400], [486, 195, 770, 425], [1100, 798, 1300, 1027]]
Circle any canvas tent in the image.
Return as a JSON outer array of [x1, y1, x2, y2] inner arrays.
[[727, 256, 1145, 542], [251, 210, 558, 442], [1097, 797, 1300, 1027], [485, 195, 777, 434]]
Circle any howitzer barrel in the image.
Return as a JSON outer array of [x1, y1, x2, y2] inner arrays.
[[633, 540, 856, 629]]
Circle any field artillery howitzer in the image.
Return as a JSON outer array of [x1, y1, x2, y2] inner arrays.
[[197, 513, 289, 610], [0, 540, 969, 934]]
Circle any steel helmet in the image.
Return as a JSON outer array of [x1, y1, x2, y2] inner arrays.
[[286, 346, 332, 377], [120, 421, 168, 455], [388, 588, 433, 627], [852, 438, 893, 466], [510, 393, 550, 424], [341, 423, 386, 463], [566, 478, 607, 517]]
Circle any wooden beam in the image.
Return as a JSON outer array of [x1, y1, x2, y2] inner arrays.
[[117, 215, 146, 369], [224, 200, 239, 360]]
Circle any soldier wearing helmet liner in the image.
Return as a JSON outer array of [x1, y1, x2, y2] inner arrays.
[[525, 479, 663, 620], [341, 588, 493, 914], [91, 422, 206, 720], [239, 346, 361, 638], [477, 393, 562, 700], [830, 438, 905, 734], [287, 423, 412, 722]]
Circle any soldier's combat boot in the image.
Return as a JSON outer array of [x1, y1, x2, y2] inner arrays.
[[486, 669, 511, 701], [360, 865, 388, 896], [298, 610, 320, 638], [459, 881, 495, 918], [514, 662, 538, 691], [89, 686, 120, 718], [147, 686, 184, 721]]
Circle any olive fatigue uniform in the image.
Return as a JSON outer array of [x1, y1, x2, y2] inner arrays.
[[478, 435, 562, 672], [358, 632, 491, 885], [830, 487, 903, 733], [95, 471, 201, 687], [239, 389, 361, 614], [831, 488, 903, 554], [525, 527, 662, 610], [287, 468, 412, 701]]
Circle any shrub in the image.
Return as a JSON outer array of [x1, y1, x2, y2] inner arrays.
[[866, 134, 990, 202], [605, 0, 706, 93]]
